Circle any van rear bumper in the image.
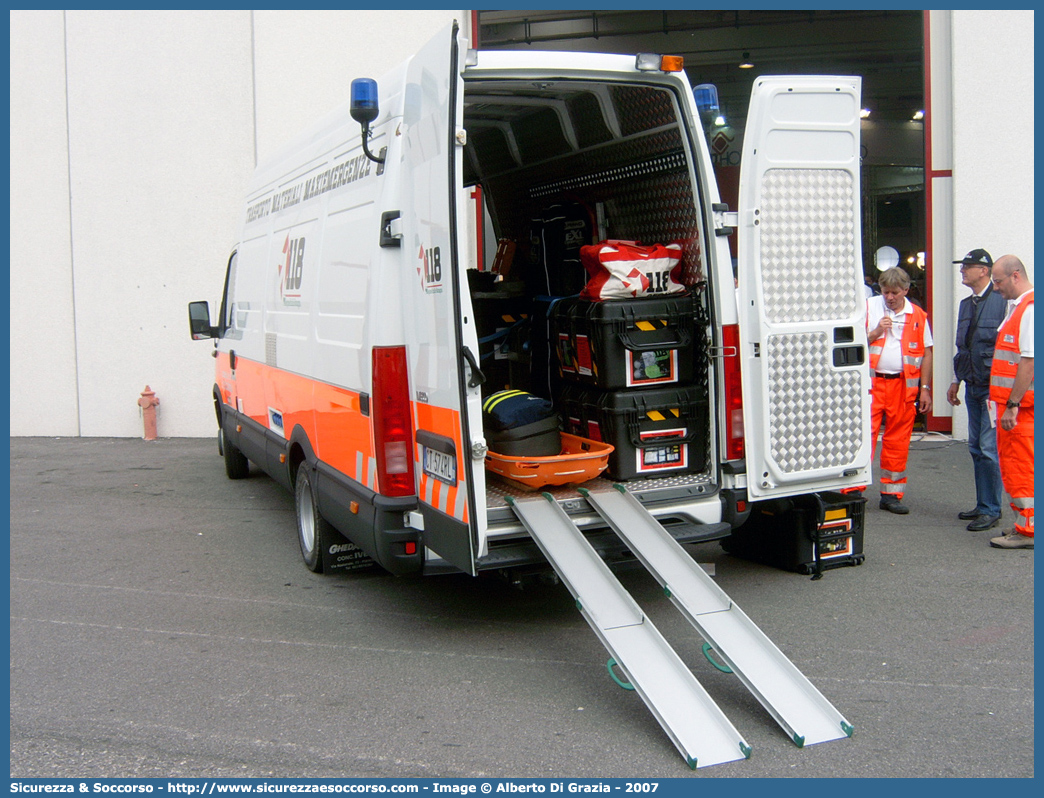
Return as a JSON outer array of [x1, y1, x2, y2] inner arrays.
[[475, 518, 731, 573], [315, 461, 422, 576]]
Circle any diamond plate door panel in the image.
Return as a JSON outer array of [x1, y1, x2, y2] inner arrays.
[[765, 332, 864, 473], [760, 169, 861, 324]]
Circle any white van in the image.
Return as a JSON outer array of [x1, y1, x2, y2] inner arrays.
[[189, 21, 872, 581]]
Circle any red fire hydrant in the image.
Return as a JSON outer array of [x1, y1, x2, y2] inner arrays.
[[138, 385, 160, 440]]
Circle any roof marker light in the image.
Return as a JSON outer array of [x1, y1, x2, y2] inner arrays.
[[660, 55, 684, 72], [635, 53, 661, 71]]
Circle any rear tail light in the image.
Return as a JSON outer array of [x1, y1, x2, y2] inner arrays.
[[721, 324, 745, 461], [372, 346, 416, 497]]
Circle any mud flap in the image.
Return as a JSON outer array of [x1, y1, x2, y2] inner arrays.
[[320, 525, 377, 573]]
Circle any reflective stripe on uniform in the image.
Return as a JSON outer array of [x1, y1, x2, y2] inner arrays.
[[1012, 496, 1035, 509], [991, 375, 1016, 389]]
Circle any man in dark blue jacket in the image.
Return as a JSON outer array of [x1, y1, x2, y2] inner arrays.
[[946, 248, 1008, 530]]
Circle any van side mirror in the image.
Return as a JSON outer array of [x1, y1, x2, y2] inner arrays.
[[350, 78, 385, 165], [188, 301, 217, 340]]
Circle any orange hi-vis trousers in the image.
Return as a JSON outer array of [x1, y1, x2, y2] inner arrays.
[[996, 405, 1034, 537], [870, 374, 916, 500]]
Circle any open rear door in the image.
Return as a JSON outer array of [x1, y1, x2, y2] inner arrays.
[[400, 21, 485, 574], [736, 76, 872, 500]]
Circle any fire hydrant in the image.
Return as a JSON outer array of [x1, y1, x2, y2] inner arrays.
[[138, 385, 160, 440]]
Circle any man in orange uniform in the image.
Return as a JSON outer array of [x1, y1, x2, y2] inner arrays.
[[866, 267, 933, 514], [987, 255, 1034, 549]]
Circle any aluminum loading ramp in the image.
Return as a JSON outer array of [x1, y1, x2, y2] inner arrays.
[[581, 485, 854, 749], [505, 493, 751, 769]]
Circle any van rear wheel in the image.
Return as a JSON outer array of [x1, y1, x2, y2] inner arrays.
[[295, 462, 329, 573], [222, 427, 250, 480]]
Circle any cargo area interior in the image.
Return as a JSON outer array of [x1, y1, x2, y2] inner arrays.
[[460, 77, 720, 530]]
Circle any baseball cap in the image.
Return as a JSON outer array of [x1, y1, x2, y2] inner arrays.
[[953, 248, 993, 268]]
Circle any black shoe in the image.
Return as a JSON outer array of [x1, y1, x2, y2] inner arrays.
[[967, 514, 1001, 531], [958, 508, 981, 520], [880, 497, 910, 515]]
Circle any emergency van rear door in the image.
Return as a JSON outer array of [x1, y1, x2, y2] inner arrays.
[[400, 21, 485, 574], [736, 76, 872, 500]]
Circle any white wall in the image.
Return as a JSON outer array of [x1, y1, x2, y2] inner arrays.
[[9, 9, 464, 437], [944, 10, 1034, 439], [951, 10, 1034, 273], [10, 11, 79, 435]]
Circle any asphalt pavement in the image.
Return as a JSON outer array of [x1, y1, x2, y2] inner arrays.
[[8, 435, 1034, 779]]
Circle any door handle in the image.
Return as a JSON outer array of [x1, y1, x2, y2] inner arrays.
[[229, 349, 237, 371], [461, 346, 486, 389], [380, 210, 402, 248]]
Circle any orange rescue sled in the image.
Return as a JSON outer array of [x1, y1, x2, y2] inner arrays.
[[485, 433, 613, 490]]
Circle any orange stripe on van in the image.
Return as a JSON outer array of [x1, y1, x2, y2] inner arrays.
[[413, 401, 469, 524], [221, 356, 471, 524], [222, 357, 375, 488]]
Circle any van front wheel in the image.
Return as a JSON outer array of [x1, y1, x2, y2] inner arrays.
[[295, 463, 329, 573]]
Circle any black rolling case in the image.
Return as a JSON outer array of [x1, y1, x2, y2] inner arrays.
[[722, 492, 866, 576]]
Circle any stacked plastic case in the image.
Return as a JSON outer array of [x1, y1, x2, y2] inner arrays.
[[553, 293, 707, 480]]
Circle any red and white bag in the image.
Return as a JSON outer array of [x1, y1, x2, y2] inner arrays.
[[579, 240, 686, 301]]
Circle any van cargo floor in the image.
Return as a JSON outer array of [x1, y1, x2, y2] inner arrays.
[[485, 471, 715, 511]]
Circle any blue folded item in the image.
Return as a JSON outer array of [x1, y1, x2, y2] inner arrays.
[[482, 389, 556, 431]]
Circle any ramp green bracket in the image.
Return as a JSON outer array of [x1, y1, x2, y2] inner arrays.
[[702, 642, 734, 674], [607, 658, 635, 691]]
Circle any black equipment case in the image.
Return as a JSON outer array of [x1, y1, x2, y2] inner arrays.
[[553, 294, 697, 390], [722, 492, 866, 576], [559, 384, 708, 480]]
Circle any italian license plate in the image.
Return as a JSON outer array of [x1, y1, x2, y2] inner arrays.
[[423, 445, 456, 485]]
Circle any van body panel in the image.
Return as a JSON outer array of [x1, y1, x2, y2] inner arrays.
[[737, 76, 872, 500]]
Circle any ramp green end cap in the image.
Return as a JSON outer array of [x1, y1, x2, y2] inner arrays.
[[542, 492, 556, 503], [576, 487, 590, 497], [687, 756, 698, 770], [842, 721, 854, 738], [575, 599, 583, 612], [613, 483, 628, 494], [740, 742, 752, 759], [792, 734, 805, 748], [504, 495, 516, 506], [663, 585, 672, 598]]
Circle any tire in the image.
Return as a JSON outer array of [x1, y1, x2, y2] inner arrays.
[[295, 462, 330, 573], [222, 427, 250, 480]]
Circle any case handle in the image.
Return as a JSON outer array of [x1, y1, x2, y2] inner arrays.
[[617, 327, 692, 352]]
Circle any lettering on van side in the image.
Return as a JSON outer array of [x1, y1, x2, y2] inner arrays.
[[244, 153, 374, 225], [418, 245, 443, 294]]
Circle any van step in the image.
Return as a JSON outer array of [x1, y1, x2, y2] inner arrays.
[[581, 485, 853, 748], [507, 493, 750, 769]]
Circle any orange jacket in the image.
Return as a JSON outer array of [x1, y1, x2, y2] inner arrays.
[[868, 302, 929, 402], [990, 290, 1034, 408]]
